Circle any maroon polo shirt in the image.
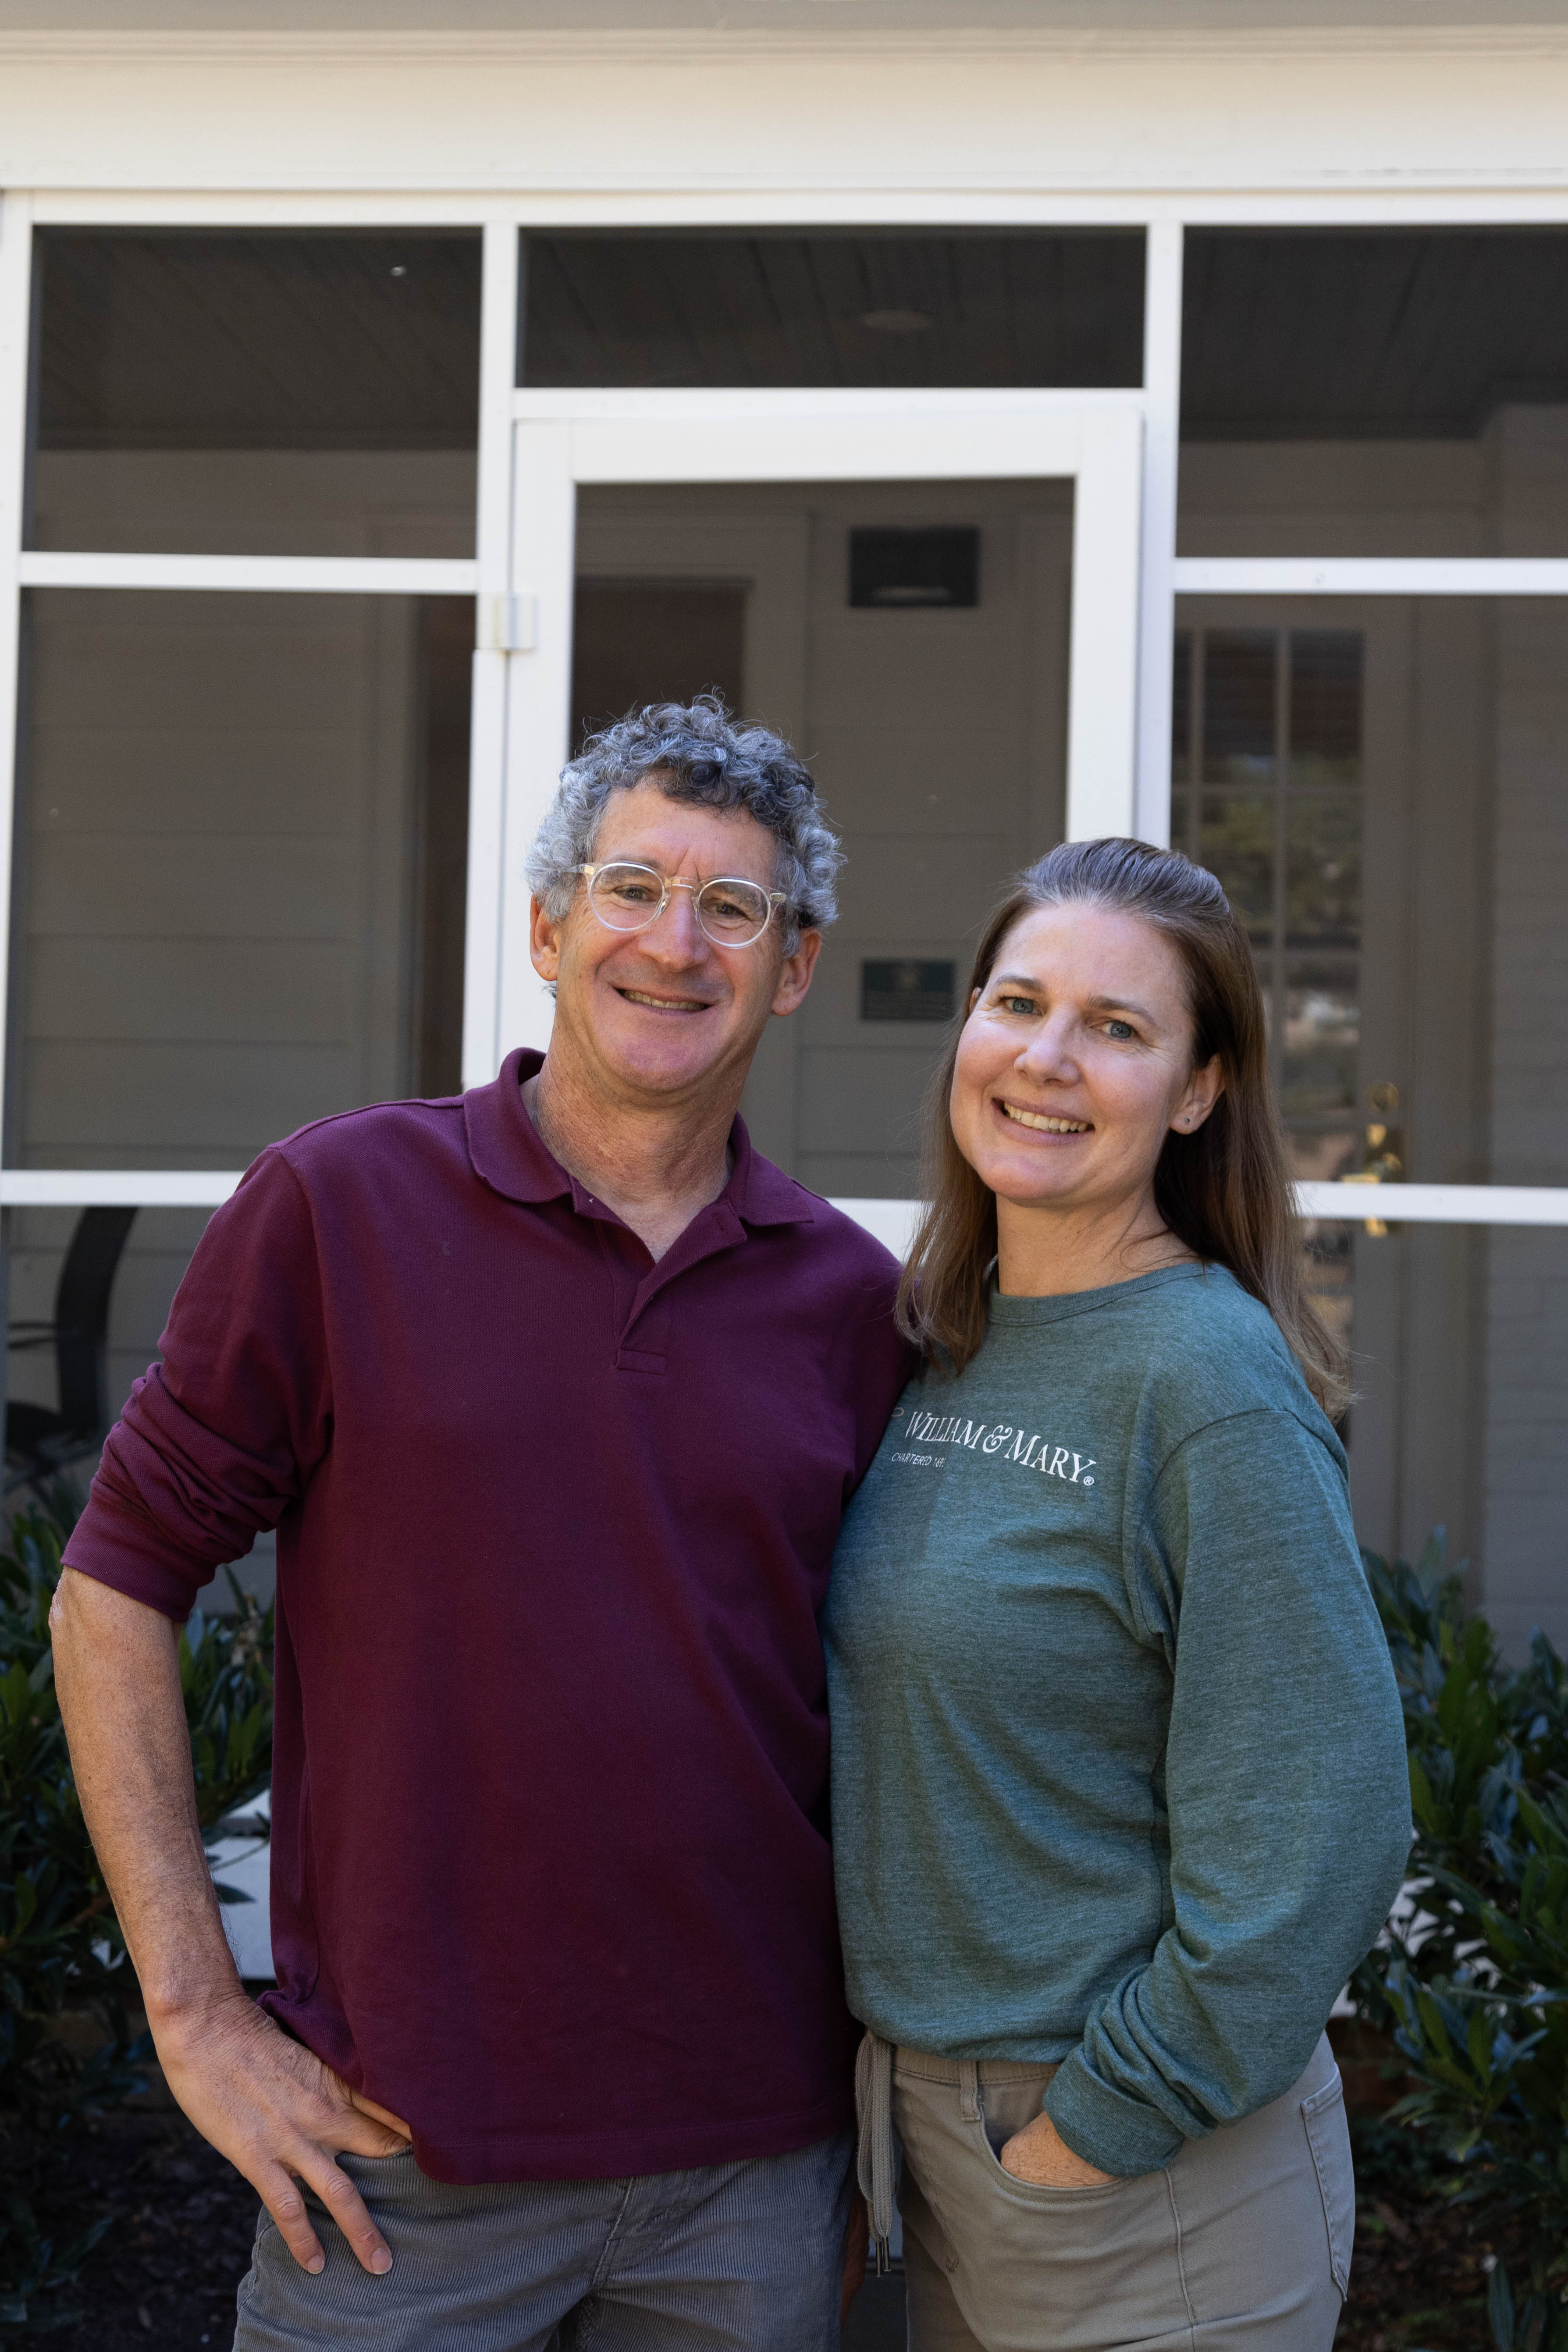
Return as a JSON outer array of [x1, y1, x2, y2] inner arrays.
[[65, 1048, 913, 2184]]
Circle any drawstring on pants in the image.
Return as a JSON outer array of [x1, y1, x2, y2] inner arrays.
[[854, 2029, 896, 2276]]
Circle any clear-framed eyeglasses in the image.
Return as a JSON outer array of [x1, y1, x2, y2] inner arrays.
[[575, 862, 788, 951]]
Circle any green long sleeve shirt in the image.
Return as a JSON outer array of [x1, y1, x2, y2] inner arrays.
[[823, 1261, 1411, 2179]]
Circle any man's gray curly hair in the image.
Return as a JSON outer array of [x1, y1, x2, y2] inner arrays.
[[524, 696, 841, 956]]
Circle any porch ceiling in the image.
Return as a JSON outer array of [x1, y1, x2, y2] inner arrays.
[[1183, 230, 1568, 440], [35, 224, 1568, 447], [36, 230, 482, 451]]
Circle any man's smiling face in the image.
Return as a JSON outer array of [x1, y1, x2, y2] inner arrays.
[[529, 775, 820, 1111]]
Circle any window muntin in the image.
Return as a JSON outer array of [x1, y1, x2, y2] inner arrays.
[[1173, 626, 1365, 1172]]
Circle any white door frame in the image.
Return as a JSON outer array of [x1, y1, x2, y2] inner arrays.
[[465, 388, 1146, 1079]]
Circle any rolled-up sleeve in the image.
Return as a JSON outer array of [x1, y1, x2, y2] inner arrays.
[[1043, 1408, 1412, 2177], [63, 1150, 331, 1621]]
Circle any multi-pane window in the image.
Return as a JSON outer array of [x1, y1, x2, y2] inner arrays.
[[1171, 627, 1364, 1342], [1171, 627, 1363, 1180], [7, 232, 482, 1607]]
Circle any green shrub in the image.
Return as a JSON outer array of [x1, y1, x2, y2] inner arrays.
[[1356, 1534, 1568, 2351], [0, 1493, 274, 2327]]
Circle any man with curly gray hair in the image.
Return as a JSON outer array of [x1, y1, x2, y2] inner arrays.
[[54, 696, 913, 2352], [526, 695, 843, 959]]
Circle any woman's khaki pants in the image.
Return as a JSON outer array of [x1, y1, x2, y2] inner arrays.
[[886, 2036, 1351, 2351]]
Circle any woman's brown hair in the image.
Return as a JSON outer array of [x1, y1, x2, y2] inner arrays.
[[896, 837, 1351, 1421]]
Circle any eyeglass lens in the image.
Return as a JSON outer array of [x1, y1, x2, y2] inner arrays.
[[587, 863, 773, 946]]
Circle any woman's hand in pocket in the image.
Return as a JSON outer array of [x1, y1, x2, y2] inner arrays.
[[998, 2110, 1117, 2189]]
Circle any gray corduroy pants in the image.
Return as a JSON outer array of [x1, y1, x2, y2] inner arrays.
[[868, 2034, 1351, 2352], [231, 2126, 855, 2352]]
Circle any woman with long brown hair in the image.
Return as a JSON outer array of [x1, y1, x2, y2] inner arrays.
[[823, 838, 1410, 2350]]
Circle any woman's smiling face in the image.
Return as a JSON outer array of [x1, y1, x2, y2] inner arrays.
[[949, 899, 1222, 1218]]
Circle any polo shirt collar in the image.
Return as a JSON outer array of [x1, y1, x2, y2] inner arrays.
[[463, 1046, 814, 1231]]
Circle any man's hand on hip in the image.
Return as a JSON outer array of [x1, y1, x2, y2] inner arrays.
[[50, 1570, 410, 2279], [155, 1990, 412, 2276]]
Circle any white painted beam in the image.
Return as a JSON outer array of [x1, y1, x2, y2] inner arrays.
[[5, 1177, 1561, 1226], [831, 1187, 1568, 1260], [462, 215, 522, 1089], [0, 1171, 243, 1206], [1134, 219, 1182, 849], [16, 552, 479, 594], [0, 194, 32, 1173], [1174, 558, 1568, 598], [1065, 407, 1143, 842], [1294, 1183, 1568, 1225], [7, 1177, 1562, 1227]]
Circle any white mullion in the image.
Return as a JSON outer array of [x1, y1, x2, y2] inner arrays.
[[1134, 218, 1182, 847], [1175, 558, 1568, 597], [30, 191, 501, 228], [1273, 630, 1290, 1112], [15, 551, 479, 595], [462, 217, 520, 1088], [1066, 408, 1143, 841], [0, 1171, 242, 1207], [476, 222, 519, 594], [25, 192, 1162, 232], [0, 1169, 1562, 1226], [35, 192, 1568, 234], [497, 422, 575, 1061], [515, 386, 1147, 426], [1169, 193, 1568, 229], [1295, 1185, 1568, 1226], [0, 193, 32, 1175]]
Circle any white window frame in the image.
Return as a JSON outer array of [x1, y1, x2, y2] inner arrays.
[[0, 187, 1561, 1240]]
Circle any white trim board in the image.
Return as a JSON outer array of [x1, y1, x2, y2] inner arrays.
[[1173, 559, 1568, 597], [9, 41, 1568, 202], [1134, 218, 1182, 848], [0, 193, 30, 1168], [0, 1171, 244, 1206], [831, 1190, 1568, 1261], [1294, 1183, 1568, 1224], [5, 1175, 1563, 1233], [29, 192, 1568, 231], [9, 34, 1568, 66], [15, 553, 480, 595], [512, 389, 1147, 424]]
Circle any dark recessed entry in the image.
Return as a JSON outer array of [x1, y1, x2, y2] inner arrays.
[[570, 582, 746, 752], [1182, 227, 1568, 440], [519, 229, 1145, 391], [861, 959, 957, 1023], [34, 229, 482, 451], [850, 528, 979, 610]]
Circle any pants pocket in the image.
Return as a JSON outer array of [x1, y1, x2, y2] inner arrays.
[[1301, 2071, 1354, 2298]]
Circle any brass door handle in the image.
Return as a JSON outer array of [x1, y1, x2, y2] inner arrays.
[[1347, 1084, 1403, 1236], [1362, 1121, 1404, 1183]]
